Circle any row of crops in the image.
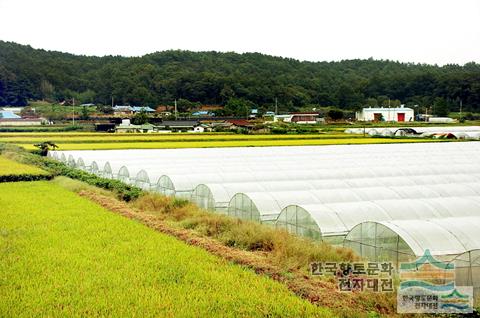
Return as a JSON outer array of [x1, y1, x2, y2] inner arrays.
[[50, 142, 480, 301]]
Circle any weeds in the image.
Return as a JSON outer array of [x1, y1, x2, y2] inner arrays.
[[131, 192, 356, 273]]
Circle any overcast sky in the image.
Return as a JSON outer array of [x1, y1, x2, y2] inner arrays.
[[0, 0, 479, 65]]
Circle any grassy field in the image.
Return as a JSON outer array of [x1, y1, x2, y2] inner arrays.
[[0, 181, 330, 317], [0, 156, 48, 176]]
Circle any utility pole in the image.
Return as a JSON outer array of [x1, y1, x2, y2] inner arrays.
[[111, 96, 114, 108], [174, 99, 178, 120], [275, 97, 278, 115], [460, 99, 463, 117], [388, 98, 391, 122], [72, 97, 75, 126]]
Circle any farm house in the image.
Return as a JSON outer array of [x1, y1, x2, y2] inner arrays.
[[356, 106, 414, 122]]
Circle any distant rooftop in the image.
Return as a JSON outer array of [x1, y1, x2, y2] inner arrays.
[[0, 111, 21, 119], [363, 106, 413, 111], [113, 106, 155, 112]]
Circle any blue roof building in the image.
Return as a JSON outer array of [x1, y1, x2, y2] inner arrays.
[[192, 111, 210, 116], [132, 106, 155, 112], [113, 106, 155, 113], [0, 111, 21, 119]]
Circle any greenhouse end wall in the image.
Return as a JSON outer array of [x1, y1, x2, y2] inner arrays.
[[343, 222, 418, 268], [275, 205, 322, 240]]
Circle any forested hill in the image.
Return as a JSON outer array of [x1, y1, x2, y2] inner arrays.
[[1, 40, 479, 113]]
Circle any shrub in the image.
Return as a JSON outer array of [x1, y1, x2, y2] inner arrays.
[[0, 174, 53, 182], [326, 109, 344, 121], [271, 127, 288, 134], [33, 141, 58, 156]]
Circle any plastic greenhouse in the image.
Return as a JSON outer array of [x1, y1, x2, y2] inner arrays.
[[67, 155, 76, 167], [48, 142, 480, 280], [276, 195, 480, 242], [76, 157, 85, 170], [343, 217, 480, 266], [345, 126, 480, 140], [89, 161, 99, 174], [450, 249, 480, 305], [117, 166, 130, 182]]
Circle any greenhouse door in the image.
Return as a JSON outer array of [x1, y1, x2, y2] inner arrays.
[[397, 113, 405, 122]]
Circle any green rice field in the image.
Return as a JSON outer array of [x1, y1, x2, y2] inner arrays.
[[0, 156, 48, 176], [0, 181, 330, 317]]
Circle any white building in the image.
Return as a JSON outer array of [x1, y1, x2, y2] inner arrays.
[[273, 112, 320, 124], [356, 106, 414, 122]]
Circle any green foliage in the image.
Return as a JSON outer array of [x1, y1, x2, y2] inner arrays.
[[0, 173, 52, 182], [41, 160, 142, 201], [131, 109, 149, 125], [2, 41, 479, 112], [224, 98, 253, 117], [434, 97, 449, 117], [271, 127, 288, 134], [96, 104, 114, 114], [326, 109, 344, 121], [2, 146, 141, 201], [33, 141, 58, 156], [79, 106, 89, 120]]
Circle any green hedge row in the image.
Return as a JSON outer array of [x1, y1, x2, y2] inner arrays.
[[23, 154, 142, 201], [0, 173, 53, 183], [0, 144, 142, 201]]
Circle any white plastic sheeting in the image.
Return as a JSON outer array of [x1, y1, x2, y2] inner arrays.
[[345, 126, 480, 140], [48, 142, 480, 279], [277, 194, 480, 240], [193, 175, 480, 212], [344, 217, 480, 260]]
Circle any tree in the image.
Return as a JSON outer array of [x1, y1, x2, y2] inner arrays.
[[1, 40, 480, 113], [80, 106, 89, 120], [97, 105, 114, 114], [132, 109, 149, 125], [224, 98, 252, 117], [434, 97, 449, 117], [40, 80, 54, 100], [34, 141, 58, 156], [365, 98, 378, 107], [326, 109, 344, 121], [220, 85, 235, 104]]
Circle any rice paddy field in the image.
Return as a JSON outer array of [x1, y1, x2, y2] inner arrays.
[[0, 156, 48, 176], [0, 181, 330, 317], [0, 131, 440, 150]]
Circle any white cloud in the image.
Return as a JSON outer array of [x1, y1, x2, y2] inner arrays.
[[0, 0, 478, 65]]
